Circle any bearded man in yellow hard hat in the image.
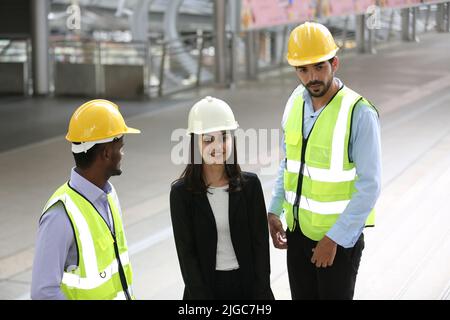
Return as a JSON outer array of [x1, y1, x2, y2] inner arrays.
[[267, 22, 382, 299], [31, 99, 140, 300]]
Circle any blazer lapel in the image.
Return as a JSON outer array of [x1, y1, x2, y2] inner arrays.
[[193, 192, 216, 224]]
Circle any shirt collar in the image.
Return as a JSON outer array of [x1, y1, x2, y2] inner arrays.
[[303, 77, 343, 115], [69, 167, 112, 203]]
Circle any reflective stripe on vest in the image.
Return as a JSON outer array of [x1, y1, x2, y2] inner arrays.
[[286, 160, 356, 182], [42, 183, 134, 300], [61, 251, 130, 290], [282, 85, 375, 240], [284, 190, 350, 214]]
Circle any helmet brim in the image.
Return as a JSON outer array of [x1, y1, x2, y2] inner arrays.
[[287, 48, 339, 67], [124, 127, 141, 134], [186, 123, 239, 136]]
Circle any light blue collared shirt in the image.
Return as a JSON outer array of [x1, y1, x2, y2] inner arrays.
[[31, 168, 118, 300], [269, 78, 382, 248]]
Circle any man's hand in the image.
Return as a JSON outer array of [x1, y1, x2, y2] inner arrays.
[[268, 213, 287, 249], [311, 235, 337, 268]]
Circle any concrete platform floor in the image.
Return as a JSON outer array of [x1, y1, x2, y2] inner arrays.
[[1, 32, 450, 300]]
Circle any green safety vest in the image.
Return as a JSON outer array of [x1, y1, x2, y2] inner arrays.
[[283, 85, 376, 241], [41, 182, 134, 300]]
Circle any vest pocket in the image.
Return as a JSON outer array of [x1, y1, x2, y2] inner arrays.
[[307, 143, 331, 167], [309, 179, 354, 201], [96, 233, 114, 251], [285, 131, 301, 146]]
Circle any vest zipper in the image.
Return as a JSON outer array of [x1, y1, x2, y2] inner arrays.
[[106, 201, 131, 300], [112, 234, 132, 300], [293, 137, 308, 229]]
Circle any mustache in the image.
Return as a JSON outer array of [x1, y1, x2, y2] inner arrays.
[[307, 81, 324, 87]]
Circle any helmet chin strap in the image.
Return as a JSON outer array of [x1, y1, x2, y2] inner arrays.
[[71, 135, 123, 154]]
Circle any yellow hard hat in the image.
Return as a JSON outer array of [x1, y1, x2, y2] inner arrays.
[[187, 96, 239, 135], [66, 99, 140, 143], [286, 22, 339, 67]]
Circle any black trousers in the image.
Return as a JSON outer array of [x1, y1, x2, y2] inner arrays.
[[213, 269, 245, 300], [286, 222, 365, 300]]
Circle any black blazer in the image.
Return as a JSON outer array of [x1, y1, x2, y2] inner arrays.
[[170, 172, 274, 300]]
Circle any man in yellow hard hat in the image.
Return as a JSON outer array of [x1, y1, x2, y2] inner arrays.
[[31, 99, 140, 300], [268, 22, 382, 299]]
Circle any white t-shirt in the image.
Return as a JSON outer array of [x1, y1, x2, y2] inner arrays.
[[207, 185, 240, 271]]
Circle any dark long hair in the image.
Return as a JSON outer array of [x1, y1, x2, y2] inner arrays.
[[173, 133, 245, 193]]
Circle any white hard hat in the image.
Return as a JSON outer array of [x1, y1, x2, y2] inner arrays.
[[186, 96, 239, 135]]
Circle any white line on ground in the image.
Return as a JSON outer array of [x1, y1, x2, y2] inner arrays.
[[128, 227, 173, 256]]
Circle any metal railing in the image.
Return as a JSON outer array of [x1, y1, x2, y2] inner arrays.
[[48, 33, 217, 98], [50, 40, 150, 97], [1, 1, 448, 97], [0, 39, 31, 95], [152, 32, 215, 97]]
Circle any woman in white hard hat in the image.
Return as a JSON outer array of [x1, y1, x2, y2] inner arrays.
[[170, 96, 274, 300]]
